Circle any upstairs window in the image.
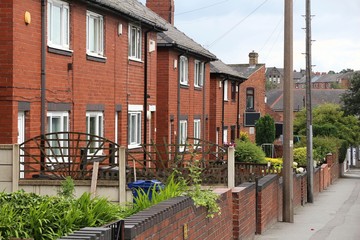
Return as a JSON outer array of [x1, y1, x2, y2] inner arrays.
[[194, 60, 204, 87], [231, 82, 237, 101], [86, 11, 104, 56], [223, 80, 228, 101], [47, 0, 69, 49], [128, 25, 142, 60], [180, 56, 188, 85], [246, 87, 255, 110]]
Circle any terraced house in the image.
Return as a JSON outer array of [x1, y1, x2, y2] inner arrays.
[[0, 0, 166, 151]]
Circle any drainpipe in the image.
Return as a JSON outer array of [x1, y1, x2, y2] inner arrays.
[[40, 0, 46, 171], [236, 81, 241, 139], [144, 30, 150, 165], [202, 62, 207, 160], [221, 77, 228, 144], [176, 54, 182, 156]]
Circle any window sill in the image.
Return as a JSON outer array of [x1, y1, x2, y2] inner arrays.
[[180, 84, 189, 89], [128, 57, 143, 63], [194, 86, 203, 91], [128, 145, 141, 150], [86, 53, 107, 63], [48, 46, 73, 57]]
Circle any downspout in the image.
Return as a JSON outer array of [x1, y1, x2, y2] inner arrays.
[[202, 61, 209, 161], [221, 77, 227, 144], [176, 54, 182, 156], [236, 81, 241, 139], [40, 0, 46, 171], [143, 30, 150, 165]]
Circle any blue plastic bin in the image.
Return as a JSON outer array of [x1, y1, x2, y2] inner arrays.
[[127, 180, 165, 202]]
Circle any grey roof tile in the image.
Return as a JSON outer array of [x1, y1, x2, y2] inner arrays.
[[210, 60, 247, 80], [228, 64, 264, 78]]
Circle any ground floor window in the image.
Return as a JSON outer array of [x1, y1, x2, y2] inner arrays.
[[86, 111, 103, 154]]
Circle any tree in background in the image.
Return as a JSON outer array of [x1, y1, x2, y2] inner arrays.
[[341, 72, 360, 116], [294, 103, 360, 163], [255, 114, 275, 146]]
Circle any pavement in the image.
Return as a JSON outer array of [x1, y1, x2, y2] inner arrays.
[[255, 168, 360, 240]]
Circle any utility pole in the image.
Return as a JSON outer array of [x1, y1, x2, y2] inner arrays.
[[283, 0, 294, 223], [305, 0, 314, 203]]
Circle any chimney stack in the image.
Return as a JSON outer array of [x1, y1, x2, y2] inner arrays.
[[249, 50, 259, 65], [146, 0, 175, 25]]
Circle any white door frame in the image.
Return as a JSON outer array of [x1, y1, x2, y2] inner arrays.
[[18, 112, 25, 178]]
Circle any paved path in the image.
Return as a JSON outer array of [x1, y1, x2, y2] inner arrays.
[[255, 169, 360, 240]]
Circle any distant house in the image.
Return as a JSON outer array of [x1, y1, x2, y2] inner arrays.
[[266, 88, 346, 117], [209, 60, 247, 145], [295, 72, 358, 89], [266, 67, 305, 87], [229, 51, 266, 142]]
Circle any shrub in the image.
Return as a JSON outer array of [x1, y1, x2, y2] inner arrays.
[[234, 139, 266, 163], [293, 147, 307, 166]]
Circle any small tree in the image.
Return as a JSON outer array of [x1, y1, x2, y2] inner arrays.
[[255, 114, 275, 146], [341, 72, 360, 116]]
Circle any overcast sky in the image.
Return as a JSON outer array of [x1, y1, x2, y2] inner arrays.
[[140, 0, 360, 73]]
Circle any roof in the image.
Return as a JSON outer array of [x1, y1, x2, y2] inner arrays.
[[88, 0, 167, 31], [210, 60, 247, 80], [266, 89, 346, 112], [228, 64, 264, 78], [92, 0, 217, 60], [157, 24, 217, 60]]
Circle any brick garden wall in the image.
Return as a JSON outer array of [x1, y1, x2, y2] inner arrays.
[[122, 162, 340, 239], [232, 182, 256, 240], [124, 188, 233, 240]]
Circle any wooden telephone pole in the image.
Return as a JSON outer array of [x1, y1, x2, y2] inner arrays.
[[283, 0, 294, 223], [305, 0, 314, 203]]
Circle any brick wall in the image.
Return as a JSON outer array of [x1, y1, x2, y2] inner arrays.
[[293, 173, 307, 207], [256, 174, 280, 234], [232, 182, 256, 240], [124, 189, 233, 240], [3, 0, 158, 146]]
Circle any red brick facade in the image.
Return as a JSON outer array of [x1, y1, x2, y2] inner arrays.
[[0, 0, 159, 147]]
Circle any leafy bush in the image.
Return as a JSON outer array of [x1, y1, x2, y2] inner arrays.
[[0, 190, 126, 240], [293, 147, 307, 166], [234, 139, 266, 163], [313, 136, 339, 162]]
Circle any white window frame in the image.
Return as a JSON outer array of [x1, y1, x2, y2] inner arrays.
[[46, 111, 69, 162], [223, 80, 228, 101], [223, 128, 228, 144], [86, 111, 104, 155], [180, 56, 188, 85], [194, 119, 201, 145], [128, 24, 142, 61], [179, 120, 188, 152], [194, 60, 204, 87], [86, 11, 104, 57], [128, 111, 142, 149], [47, 0, 70, 50]]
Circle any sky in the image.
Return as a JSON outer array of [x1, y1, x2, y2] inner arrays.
[[139, 0, 360, 73]]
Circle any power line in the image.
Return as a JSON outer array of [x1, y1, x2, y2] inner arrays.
[[175, 0, 230, 16], [208, 0, 269, 48]]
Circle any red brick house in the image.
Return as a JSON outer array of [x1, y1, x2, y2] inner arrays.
[[0, 0, 166, 152], [229, 51, 266, 142], [209, 60, 247, 145], [146, 0, 217, 149]]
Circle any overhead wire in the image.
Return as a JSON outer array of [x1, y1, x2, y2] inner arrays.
[[175, 0, 230, 16], [208, 0, 269, 48]]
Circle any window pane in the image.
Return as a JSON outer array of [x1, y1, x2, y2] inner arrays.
[[88, 17, 95, 52], [51, 5, 61, 45], [63, 7, 69, 46]]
